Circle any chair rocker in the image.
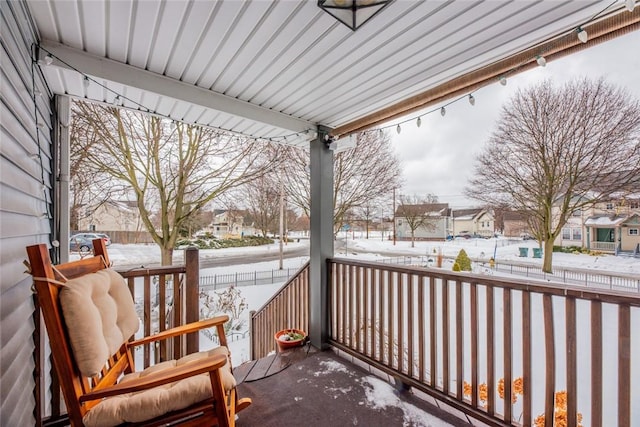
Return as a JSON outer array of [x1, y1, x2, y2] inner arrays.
[[26, 239, 251, 427]]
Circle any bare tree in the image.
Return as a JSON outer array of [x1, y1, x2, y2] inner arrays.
[[281, 131, 402, 234], [396, 194, 440, 247], [466, 78, 640, 272], [244, 175, 280, 237], [72, 101, 279, 265], [69, 107, 124, 231]]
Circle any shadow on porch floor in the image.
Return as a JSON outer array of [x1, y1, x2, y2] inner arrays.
[[233, 346, 473, 427]]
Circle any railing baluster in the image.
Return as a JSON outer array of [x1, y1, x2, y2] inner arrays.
[[407, 273, 414, 378], [503, 288, 512, 423], [378, 268, 384, 363], [486, 285, 495, 416], [159, 273, 166, 361], [387, 270, 393, 367], [398, 272, 404, 374], [543, 295, 555, 425], [430, 276, 436, 388], [173, 272, 182, 359], [618, 304, 631, 426], [566, 297, 577, 427], [355, 265, 361, 352], [418, 275, 425, 382], [591, 300, 602, 427], [522, 290, 532, 425], [144, 275, 151, 367], [364, 266, 370, 357], [455, 280, 463, 400], [442, 278, 449, 395], [470, 282, 478, 409]]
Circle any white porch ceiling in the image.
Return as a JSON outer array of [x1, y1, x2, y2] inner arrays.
[[28, 0, 639, 147]]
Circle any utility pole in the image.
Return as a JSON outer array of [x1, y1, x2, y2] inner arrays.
[[279, 170, 284, 270], [392, 188, 396, 245]]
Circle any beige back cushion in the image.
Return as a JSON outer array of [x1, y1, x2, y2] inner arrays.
[[59, 268, 139, 377]]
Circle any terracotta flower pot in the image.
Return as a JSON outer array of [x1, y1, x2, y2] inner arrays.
[[274, 329, 307, 352]]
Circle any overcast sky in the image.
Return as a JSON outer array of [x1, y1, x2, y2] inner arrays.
[[389, 30, 640, 208]]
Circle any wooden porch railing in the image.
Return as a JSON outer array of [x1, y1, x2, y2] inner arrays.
[[328, 258, 640, 427], [37, 247, 200, 425], [249, 262, 310, 360]]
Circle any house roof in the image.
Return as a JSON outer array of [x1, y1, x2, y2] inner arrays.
[[452, 208, 483, 219], [584, 215, 629, 227], [396, 203, 449, 217], [27, 2, 640, 147]]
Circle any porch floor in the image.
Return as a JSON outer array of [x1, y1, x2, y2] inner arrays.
[[233, 346, 472, 427]]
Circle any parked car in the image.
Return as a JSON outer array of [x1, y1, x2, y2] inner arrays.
[[69, 235, 93, 252], [72, 232, 111, 246], [96, 233, 112, 246]]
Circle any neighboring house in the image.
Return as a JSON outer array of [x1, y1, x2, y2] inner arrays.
[[395, 203, 451, 241], [556, 194, 640, 254], [208, 210, 255, 238], [452, 208, 495, 237], [77, 200, 142, 232], [502, 211, 531, 238]]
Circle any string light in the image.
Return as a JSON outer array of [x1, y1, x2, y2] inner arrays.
[[33, 45, 315, 146], [396, 124, 401, 134], [440, 107, 446, 116], [468, 94, 475, 106], [416, 116, 421, 127], [499, 76, 507, 86], [536, 55, 547, 67]]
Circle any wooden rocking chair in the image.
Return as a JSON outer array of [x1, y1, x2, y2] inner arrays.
[[26, 239, 251, 427]]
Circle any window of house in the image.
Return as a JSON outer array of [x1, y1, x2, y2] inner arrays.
[[562, 228, 571, 239], [572, 209, 581, 217], [606, 203, 614, 210], [572, 228, 582, 240], [629, 228, 639, 236], [629, 201, 639, 209]]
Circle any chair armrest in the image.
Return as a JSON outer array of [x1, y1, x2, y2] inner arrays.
[[128, 315, 230, 348], [79, 353, 227, 403]]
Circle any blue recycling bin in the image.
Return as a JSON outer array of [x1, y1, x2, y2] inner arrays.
[[518, 247, 528, 257], [532, 247, 542, 258]]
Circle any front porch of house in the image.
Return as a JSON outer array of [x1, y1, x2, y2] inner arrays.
[[30, 249, 640, 427]]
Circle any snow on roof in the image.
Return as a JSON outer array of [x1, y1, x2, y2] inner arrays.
[[584, 215, 627, 226], [455, 215, 475, 221]]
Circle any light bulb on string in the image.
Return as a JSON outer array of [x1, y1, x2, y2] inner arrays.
[[499, 76, 507, 86], [83, 76, 90, 89], [440, 107, 446, 117], [468, 94, 475, 106], [113, 95, 120, 106], [38, 55, 53, 66], [416, 117, 421, 127], [396, 124, 401, 134], [536, 55, 546, 67], [626, 0, 635, 12], [577, 28, 588, 43]]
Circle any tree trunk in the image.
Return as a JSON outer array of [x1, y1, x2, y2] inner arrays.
[[542, 239, 554, 273], [161, 247, 174, 266], [411, 230, 415, 248]]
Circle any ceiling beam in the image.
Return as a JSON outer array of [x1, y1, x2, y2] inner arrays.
[[39, 40, 313, 134], [332, 8, 640, 137]]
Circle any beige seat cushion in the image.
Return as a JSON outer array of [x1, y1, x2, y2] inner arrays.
[[59, 268, 139, 377], [83, 347, 235, 427]]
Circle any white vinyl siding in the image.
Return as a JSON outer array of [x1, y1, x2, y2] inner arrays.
[[1, 1, 54, 424]]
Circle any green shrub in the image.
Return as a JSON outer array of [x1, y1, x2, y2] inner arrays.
[[453, 249, 472, 271], [452, 262, 461, 272]]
